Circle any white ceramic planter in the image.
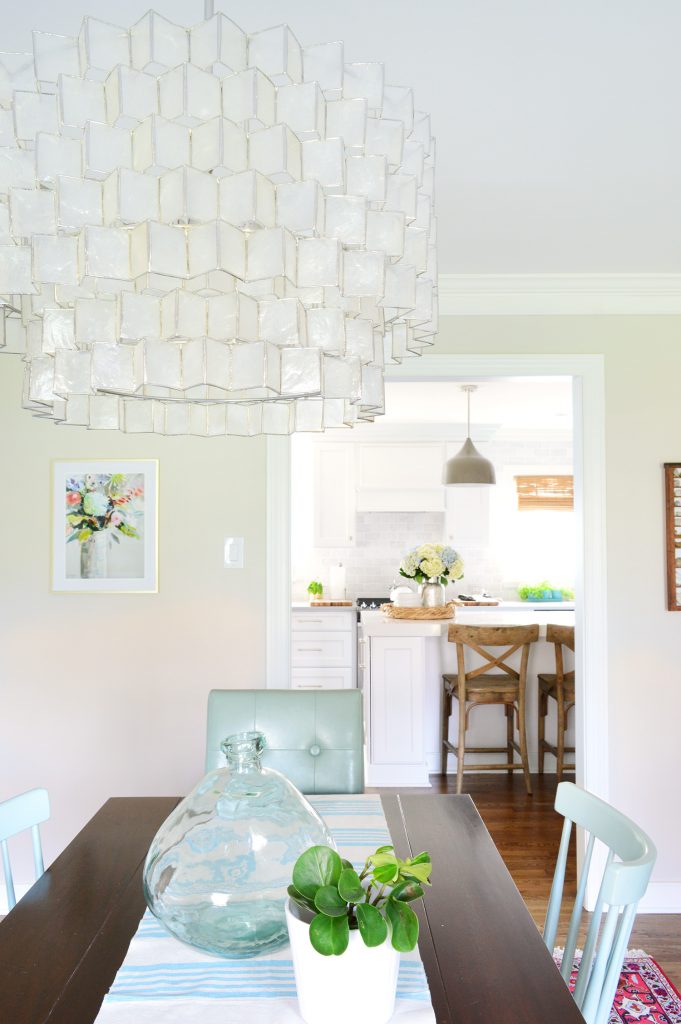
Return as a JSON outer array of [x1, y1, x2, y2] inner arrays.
[[285, 900, 400, 1024]]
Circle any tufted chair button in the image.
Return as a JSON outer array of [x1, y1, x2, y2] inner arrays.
[[309, 744, 321, 757]]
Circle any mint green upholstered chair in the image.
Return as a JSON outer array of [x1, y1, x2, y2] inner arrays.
[[0, 788, 50, 911], [544, 782, 656, 1024], [206, 689, 364, 794]]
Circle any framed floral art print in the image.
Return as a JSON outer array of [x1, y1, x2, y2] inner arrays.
[[52, 460, 159, 593]]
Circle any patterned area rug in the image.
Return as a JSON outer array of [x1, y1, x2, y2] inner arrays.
[[554, 950, 681, 1023]]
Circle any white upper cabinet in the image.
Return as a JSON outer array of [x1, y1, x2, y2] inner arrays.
[[313, 443, 356, 546], [356, 443, 446, 512]]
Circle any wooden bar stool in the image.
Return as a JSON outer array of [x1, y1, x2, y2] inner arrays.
[[441, 623, 539, 795], [538, 623, 575, 780]]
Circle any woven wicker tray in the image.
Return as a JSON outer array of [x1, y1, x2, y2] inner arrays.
[[380, 602, 455, 620]]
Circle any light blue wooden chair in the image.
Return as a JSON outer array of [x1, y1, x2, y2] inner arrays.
[[543, 781, 657, 1024], [0, 788, 50, 911]]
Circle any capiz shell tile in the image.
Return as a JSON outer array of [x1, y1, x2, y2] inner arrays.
[[276, 180, 323, 236], [159, 63, 221, 127], [75, 296, 117, 343], [9, 187, 57, 237], [249, 124, 301, 183], [191, 116, 247, 176], [0, 245, 35, 293], [0, 53, 35, 109], [105, 65, 158, 129], [190, 14, 247, 75], [57, 175, 103, 231], [302, 138, 344, 190], [85, 121, 132, 180], [32, 31, 80, 84], [42, 307, 76, 352], [222, 68, 275, 128], [277, 81, 324, 140], [130, 12, 188, 75], [32, 234, 80, 286], [102, 167, 158, 225], [248, 24, 302, 86], [133, 115, 190, 175], [36, 132, 80, 186], [13, 91, 59, 141], [78, 18, 131, 81], [219, 169, 275, 228], [58, 75, 106, 134]]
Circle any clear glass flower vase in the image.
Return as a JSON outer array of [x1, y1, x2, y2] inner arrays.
[[143, 731, 335, 959]]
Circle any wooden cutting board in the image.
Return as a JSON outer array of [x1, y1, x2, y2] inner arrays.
[[451, 599, 500, 606], [308, 600, 354, 606]]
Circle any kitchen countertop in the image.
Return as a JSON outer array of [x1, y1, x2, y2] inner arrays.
[[360, 606, 575, 638]]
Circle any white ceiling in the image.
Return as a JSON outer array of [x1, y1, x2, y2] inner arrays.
[[382, 379, 573, 430], [7, 1, 680, 275]]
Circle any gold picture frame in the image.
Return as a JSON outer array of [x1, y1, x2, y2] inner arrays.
[[664, 463, 681, 611], [51, 459, 159, 594]]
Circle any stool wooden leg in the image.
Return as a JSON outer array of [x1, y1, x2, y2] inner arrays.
[[538, 691, 547, 774], [506, 704, 514, 775], [456, 687, 466, 795], [517, 696, 532, 796], [556, 688, 565, 782], [440, 687, 450, 776]]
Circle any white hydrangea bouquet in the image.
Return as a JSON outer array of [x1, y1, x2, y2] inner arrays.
[[399, 544, 464, 586]]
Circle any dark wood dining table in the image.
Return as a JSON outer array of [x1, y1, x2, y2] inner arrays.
[[0, 793, 584, 1024]]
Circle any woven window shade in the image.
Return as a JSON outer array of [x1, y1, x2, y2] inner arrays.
[[515, 475, 574, 511]]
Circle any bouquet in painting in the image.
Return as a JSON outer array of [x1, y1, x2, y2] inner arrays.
[[65, 473, 143, 546], [399, 544, 464, 586]]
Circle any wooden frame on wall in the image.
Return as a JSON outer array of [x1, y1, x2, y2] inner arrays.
[[664, 463, 681, 611]]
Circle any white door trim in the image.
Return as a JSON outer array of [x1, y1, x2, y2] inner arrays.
[[266, 353, 609, 884]]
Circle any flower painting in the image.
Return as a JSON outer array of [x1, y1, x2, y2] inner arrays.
[[52, 461, 158, 593]]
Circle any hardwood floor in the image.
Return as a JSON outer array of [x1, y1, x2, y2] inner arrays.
[[374, 773, 681, 989]]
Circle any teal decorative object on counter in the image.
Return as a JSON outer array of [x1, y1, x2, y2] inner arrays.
[[143, 731, 335, 959], [517, 582, 574, 601]]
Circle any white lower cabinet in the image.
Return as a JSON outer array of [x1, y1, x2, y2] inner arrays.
[[365, 635, 430, 786], [290, 608, 356, 689], [291, 668, 353, 690]]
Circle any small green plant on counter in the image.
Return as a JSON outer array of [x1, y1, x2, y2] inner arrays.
[[288, 844, 432, 956], [306, 580, 323, 598], [518, 581, 574, 600]]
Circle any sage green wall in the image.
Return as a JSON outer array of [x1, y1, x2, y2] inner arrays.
[[436, 314, 681, 891], [0, 357, 267, 878]]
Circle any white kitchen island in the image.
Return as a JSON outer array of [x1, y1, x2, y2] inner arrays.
[[359, 604, 575, 787]]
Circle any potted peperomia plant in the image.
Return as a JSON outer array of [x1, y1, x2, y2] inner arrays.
[[285, 844, 432, 1024], [306, 580, 324, 603]]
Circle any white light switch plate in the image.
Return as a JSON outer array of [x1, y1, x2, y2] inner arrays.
[[224, 537, 244, 568]]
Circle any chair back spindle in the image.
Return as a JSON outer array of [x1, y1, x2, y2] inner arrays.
[[543, 782, 656, 1024], [0, 788, 50, 911]]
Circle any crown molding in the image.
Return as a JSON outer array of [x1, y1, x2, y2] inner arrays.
[[438, 273, 681, 316]]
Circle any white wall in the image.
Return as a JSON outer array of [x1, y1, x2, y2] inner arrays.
[[0, 358, 267, 887], [435, 313, 681, 907]]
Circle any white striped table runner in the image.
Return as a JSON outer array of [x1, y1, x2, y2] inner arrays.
[[95, 794, 436, 1023]]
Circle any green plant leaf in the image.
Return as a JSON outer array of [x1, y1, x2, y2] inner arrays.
[[386, 898, 419, 952], [338, 867, 365, 904], [400, 861, 432, 885], [373, 861, 400, 885], [293, 846, 342, 900], [374, 845, 394, 855], [309, 913, 349, 956], [369, 852, 398, 868], [314, 885, 348, 918], [355, 902, 388, 947], [340, 858, 354, 872], [287, 884, 316, 914], [390, 879, 424, 903]]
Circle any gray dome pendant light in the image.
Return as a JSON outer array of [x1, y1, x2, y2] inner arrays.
[[443, 385, 496, 486]]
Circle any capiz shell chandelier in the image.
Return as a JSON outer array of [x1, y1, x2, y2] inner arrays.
[[0, 2, 436, 436]]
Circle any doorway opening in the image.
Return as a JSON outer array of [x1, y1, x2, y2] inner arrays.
[[267, 352, 608, 904]]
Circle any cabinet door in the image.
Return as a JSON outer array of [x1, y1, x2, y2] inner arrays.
[[291, 668, 353, 690], [313, 444, 356, 546], [369, 636, 425, 764], [445, 474, 490, 546], [291, 631, 352, 667], [356, 443, 445, 511]]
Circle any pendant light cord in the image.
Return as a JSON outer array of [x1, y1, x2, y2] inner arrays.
[[204, 0, 214, 19], [467, 388, 471, 438]]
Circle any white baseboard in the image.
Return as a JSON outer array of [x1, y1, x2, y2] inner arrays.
[[637, 882, 681, 914]]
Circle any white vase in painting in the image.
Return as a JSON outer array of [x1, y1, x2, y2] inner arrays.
[[80, 530, 109, 579]]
